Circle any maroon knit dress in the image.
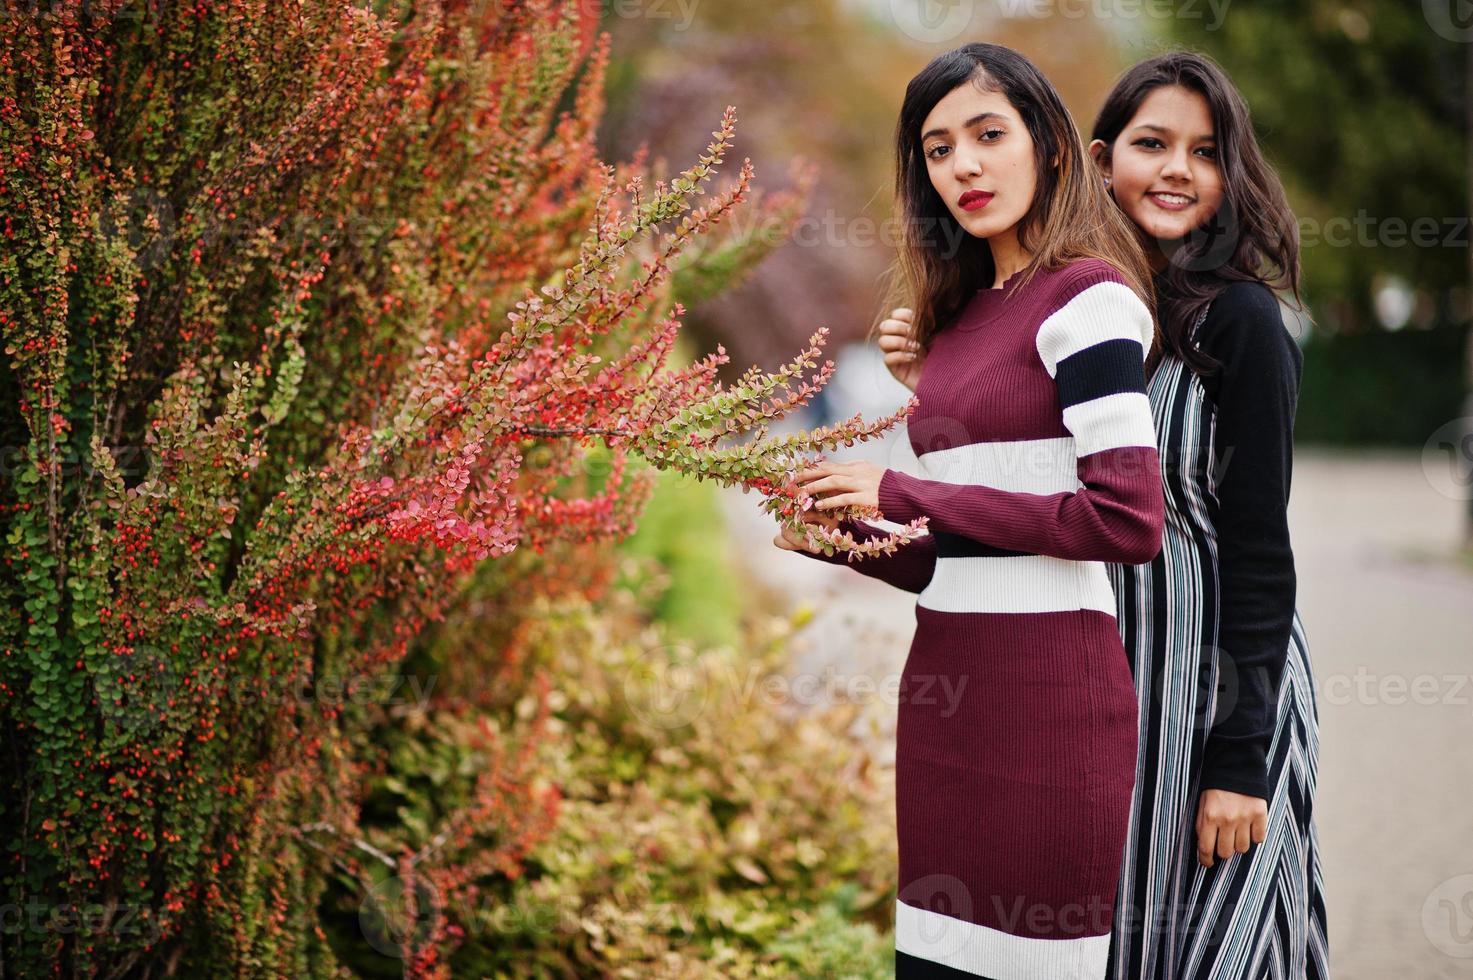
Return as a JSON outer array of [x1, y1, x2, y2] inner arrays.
[[806, 258, 1164, 978]]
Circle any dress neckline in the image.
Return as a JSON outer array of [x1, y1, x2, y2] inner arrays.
[[966, 265, 1031, 321], [979, 266, 1027, 294]]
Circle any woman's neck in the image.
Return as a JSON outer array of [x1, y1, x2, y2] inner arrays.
[[1138, 227, 1170, 273], [987, 232, 1032, 289]]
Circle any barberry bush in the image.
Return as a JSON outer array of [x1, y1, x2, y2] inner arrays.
[[0, 0, 920, 975]]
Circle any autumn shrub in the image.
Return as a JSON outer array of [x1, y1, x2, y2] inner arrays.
[[0, 0, 919, 976], [323, 582, 897, 979]]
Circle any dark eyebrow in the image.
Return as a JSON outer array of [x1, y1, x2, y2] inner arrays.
[[1130, 123, 1216, 142], [921, 112, 1006, 143]]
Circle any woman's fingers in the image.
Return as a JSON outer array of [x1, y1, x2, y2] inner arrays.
[[878, 318, 922, 376], [800, 509, 842, 529], [1197, 821, 1218, 868], [877, 327, 921, 354], [773, 520, 840, 555], [1195, 790, 1269, 869], [889, 307, 914, 322], [1218, 824, 1237, 860], [798, 464, 847, 482], [1234, 821, 1253, 856], [1200, 816, 1257, 867], [773, 527, 815, 554], [799, 462, 858, 483], [800, 476, 845, 496], [877, 315, 924, 392], [1251, 811, 1268, 844]]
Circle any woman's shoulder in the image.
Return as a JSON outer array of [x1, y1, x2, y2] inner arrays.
[[1196, 279, 1302, 378], [1204, 279, 1282, 324], [1030, 258, 1153, 353], [1037, 257, 1145, 314], [1048, 256, 1130, 292]]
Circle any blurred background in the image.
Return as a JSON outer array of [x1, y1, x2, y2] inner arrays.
[[603, 2, 1473, 977]]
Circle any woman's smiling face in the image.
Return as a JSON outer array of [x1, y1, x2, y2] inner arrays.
[[1094, 84, 1224, 249], [920, 80, 1037, 245]]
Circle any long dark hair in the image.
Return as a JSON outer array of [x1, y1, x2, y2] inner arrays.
[[1091, 50, 1303, 377], [873, 43, 1155, 355]]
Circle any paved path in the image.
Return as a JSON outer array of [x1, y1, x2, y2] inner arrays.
[[719, 386, 1473, 976]]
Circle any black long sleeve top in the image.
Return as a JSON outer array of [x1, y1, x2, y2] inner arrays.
[[1192, 281, 1304, 801]]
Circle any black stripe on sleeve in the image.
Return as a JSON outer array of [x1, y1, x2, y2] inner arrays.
[[932, 529, 1034, 559], [1055, 337, 1145, 408]]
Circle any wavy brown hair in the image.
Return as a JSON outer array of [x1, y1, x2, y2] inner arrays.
[[871, 43, 1156, 361], [1090, 50, 1304, 377]]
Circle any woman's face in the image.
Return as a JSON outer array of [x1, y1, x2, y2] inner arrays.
[[920, 81, 1037, 244], [1092, 84, 1224, 248]]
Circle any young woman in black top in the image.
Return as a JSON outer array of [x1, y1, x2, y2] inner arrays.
[[1086, 51, 1328, 980]]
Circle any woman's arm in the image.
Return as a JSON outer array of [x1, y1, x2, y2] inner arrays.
[[1195, 282, 1303, 802], [792, 516, 937, 595], [876, 271, 1165, 565]]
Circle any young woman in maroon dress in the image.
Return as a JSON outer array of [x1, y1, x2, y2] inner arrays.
[[775, 43, 1164, 979]]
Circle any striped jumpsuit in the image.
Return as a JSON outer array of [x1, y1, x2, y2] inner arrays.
[[1105, 285, 1329, 980]]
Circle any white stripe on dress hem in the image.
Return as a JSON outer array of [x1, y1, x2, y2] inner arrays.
[[896, 898, 1110, 978], [918, 555, 1117, 616]]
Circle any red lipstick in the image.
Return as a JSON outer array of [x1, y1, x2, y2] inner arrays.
[[958, 190, 994, 211]]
